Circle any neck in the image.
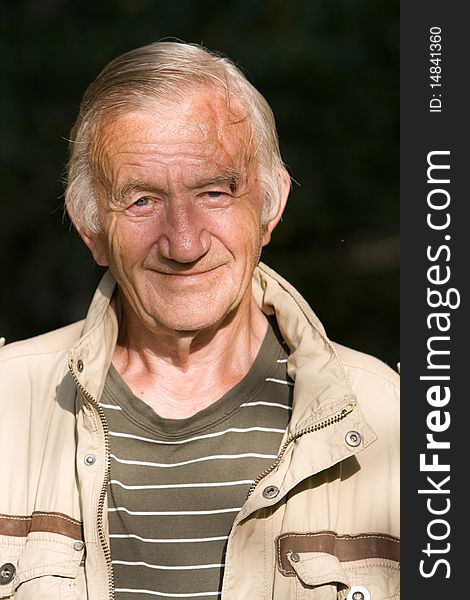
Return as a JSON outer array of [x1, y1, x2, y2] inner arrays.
[[112, 293, 268, 418]]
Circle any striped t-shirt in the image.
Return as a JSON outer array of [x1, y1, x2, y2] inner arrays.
[[100, 319, 293, 599]]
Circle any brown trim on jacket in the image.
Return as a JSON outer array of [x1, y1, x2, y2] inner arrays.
[[277, 531, 400, 576], [0, 511, 83, 540]]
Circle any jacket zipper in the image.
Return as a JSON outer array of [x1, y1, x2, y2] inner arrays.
[[69, 362, 115, 600], [246, 400, 356, 498]]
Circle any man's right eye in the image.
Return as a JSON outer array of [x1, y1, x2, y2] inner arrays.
[[134, 197, 150, 207], [123, 196, 156, 217]]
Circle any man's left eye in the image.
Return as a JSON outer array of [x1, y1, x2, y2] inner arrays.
[[200, 190, 233, 208]]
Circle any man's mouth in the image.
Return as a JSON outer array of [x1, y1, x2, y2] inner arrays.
[[153, 264, 223, 278]]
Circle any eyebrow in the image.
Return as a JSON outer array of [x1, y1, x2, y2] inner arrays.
[[195, 170, 242, 193], [116, 179, 159, 202], [116, 169, 243, 201]]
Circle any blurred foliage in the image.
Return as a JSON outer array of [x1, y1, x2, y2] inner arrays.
[[0, 0, 398, 367]]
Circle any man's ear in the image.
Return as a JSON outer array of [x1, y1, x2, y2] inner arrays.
[[73, 222, 109, 267], [262, 168, 291, 247]]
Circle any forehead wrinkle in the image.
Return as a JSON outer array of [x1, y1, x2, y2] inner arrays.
[[89, 91, 256, 200], [213, 110, 254, 177], [88, 119, 122, 200]]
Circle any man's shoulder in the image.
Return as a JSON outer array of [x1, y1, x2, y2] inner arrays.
[[332, 341, 399, 390], [0, 320, 85, 366], [331, 342, 399, 440]]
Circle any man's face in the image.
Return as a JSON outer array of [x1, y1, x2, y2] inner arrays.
[[84, 90, 285, 334]]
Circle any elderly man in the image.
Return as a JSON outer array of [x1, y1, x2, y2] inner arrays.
[[0, 42, 399, 600]]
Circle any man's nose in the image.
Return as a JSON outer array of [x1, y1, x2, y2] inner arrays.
[[157, 200, 211, 263]]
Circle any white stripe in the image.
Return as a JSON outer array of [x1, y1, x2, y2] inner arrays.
[[99, 402, 122, 410], [110, 452, 276, 468], [110, 533, 229, 544], [115, 588, 221, 598], [108, 506, 241, 516], [109, 426, 284, 446], [265, 377, 294, 387], [240, 401, 292, 410], [110, 479, 254, 490], [276, 358, 288, 363], [112, 559, 224, 571]]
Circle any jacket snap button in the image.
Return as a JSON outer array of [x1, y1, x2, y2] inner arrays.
[[84, 454, 96, 466], [345, 430, 362, 447], [290, 552, 300, 562], [77, 359, 84, 372], [0, 563, 16, 584], [262, 485, 279, 499], [73, 541, 85, 551], [347, 585, 370, 600]]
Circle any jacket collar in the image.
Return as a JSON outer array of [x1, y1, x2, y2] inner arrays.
[[253, 263, 356, 434], [235, 263, 377, 518], [68, 270, 119, 404]]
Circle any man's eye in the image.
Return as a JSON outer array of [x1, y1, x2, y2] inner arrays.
[[125, 196, 156, 216], [134, 197, 150, 206], [200, 190, 232, 208]]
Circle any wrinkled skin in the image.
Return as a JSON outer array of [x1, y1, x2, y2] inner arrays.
[[81, 90, 289, 343]]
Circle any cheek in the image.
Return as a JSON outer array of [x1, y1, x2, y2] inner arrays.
[[209, 202, 263, 243], [108, 219, 156, 259]]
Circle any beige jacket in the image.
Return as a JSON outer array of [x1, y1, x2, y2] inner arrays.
[[0, 264, 399, 600]]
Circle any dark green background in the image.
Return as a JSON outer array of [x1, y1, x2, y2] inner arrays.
[[0, 0, 399, 367]]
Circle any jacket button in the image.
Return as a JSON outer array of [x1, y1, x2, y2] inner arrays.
[[84, 454, 97, 466], [77, 360, 84, 372], [345, 430, 362, 447], [262, 485, 279, 499], [347, 585, 370, 600], [290, 552, 300, 562], [0, 563, 15, 584], [73, 541, 85, 551]]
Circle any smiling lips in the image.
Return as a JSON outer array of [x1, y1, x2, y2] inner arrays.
[[151, 264, 223, 279]]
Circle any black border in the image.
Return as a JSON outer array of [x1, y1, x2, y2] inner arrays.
[[401, 3, 468, 596]]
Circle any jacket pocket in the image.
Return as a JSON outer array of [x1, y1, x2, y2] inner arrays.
[[287, 552, 350, 600], [343, 558, 400, 600], [0, 534, 84, 599], [276, 531, 400, 600], [287, 553, 400, 600]]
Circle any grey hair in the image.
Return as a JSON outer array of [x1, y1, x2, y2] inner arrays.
[[64, 41, 288, 232]]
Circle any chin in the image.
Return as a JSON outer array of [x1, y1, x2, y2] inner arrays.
[[151, 306, 229, 333]]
